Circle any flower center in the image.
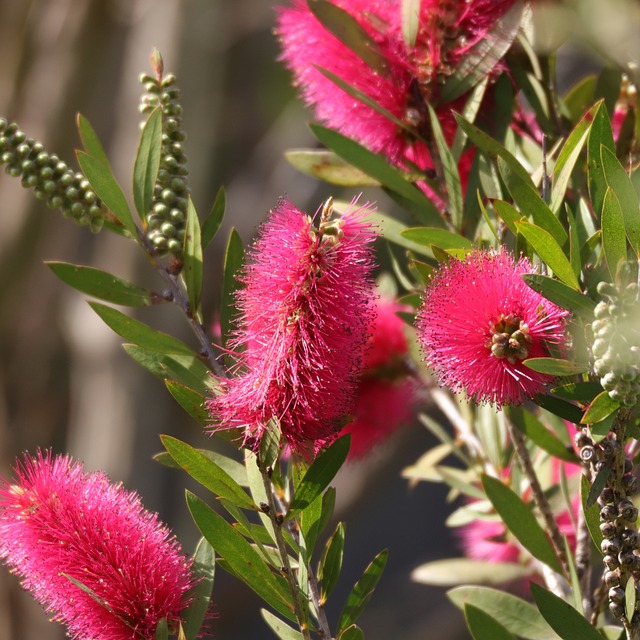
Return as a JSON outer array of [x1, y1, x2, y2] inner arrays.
[[486, 314, 532, 364]]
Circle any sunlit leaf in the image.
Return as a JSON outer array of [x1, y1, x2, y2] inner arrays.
[[183, 197, 203, 314], [133, 107, 162, 219], [319, 522, 346, 604], [601, 187, 627, 280], [581, 390, 620, 424], [182, 538, 215, 640], [412, 558, 530, 587], [76, 113, 110, 167], [465, 604, 517, 640], [400, 227, 473, 249], [261, 609, 304, 640], [587, 101, 615, 216], [401, 0, 420, 48], [285, 149, 380, 186], [521, 274, 594, 315], [523, 358, 589, 376]]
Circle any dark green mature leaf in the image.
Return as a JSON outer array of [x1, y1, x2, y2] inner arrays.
[[508, 407, 578, 463], [261, 609, 304, 640], [76, 113, 110, 167], [337, 549, 388, 633], [310, 124, 444, 227], [155, 446, 247, 487], [601, 187, 627, 280], [164, 381, 210, 425], [319, 522, 346, 604], [481, 474, 563, 574], [428, 105, 464, 228], [77, 151, 137, 238], [601, 145, 640, 256], [521, 274, 595, 315], [454, 115, 535, 188], [412, 558, 530, 586], [587, 101, 615, 216], [133, 107, 162, 218], [186, 491, 295, 621], [338, 625, 364, 640], [285, 149, 380, 187], [581, 475, 603, 550], [534, 394, 583, 424], [587, 459, 613, 510], [287, 436, 350, 518], [448, 587, 560, 640], [401, 0, 420, 47], [400, 227, 473, 249], [551, 381, 602, 402], [515, 222, 579, 290], [465, 604, 517, 640], [155, 619, 169, 640], [300, 487, 335, 557], [307, 0, 388, 73], [531, 583, 602, 640], [182, 538, 215, 640], [595, 66, 623, 119], [581, 390, 620, 424], [440, 1, 523, 103], [183, 198, 204, 314], [220, 229, 244, 351], [523, 358, 589, 376], [202, 186, 226, 248], [162, 436, 256, 510], [47, 262, 155, 306], [90, 302, 195, 354]]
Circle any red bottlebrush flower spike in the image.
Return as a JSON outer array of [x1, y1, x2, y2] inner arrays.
[[207, 197, 377, 456], [275, 0, 517, 186], [416, 249, 569, 407], [0, 451, 194, 640]]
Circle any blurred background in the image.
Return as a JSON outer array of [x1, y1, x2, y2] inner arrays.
[[0, 1, 465, 638]]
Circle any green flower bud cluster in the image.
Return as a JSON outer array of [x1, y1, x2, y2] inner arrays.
[[592, 278, 640, 407], [0, 119, 106, 230], [139, 71, 189, 257]]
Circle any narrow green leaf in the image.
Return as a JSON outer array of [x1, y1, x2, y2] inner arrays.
[[307, 0, 388, 73], [439, 1, 523, 103], [531, 583, 602, 640], [595, 67, 623, 119], [448, 586, 560, 640], [338, 625, 364, 640], [493, 199, 522, 235], [412, 558, 530, 586], [465, 604, 517, 640], [202, 186, 226, 248], [47, 262, 155, 306], [521, 274, 595, 315], [77, 151, 137, 237], [337, 549, 388, 633], [259, 417, 281, 470], [319, 522, 346, 604], [587, 101, 615, 216], [63, 573, 121, 620], [287, 436, 350, 518], [301, 487, 335, 558], [261, 609, 304, 640], [186, 491, 295, 621], [435, 466, 486, 500], [164, 381, 210, 425], [566, 206, 581, 281], [183, 538, 215, 640], [601, 187, 627, 280], [401, 0, 420, 48], [133, 107, 162, 218], [550, 381, 602, 402], [601, 145, 640, 256], [400, 227, 473, 249], [452, 78, 489, 162], [155, 447, 247, 487], [155, 619, 169, 640], [76, 113, 110, 167], [310, 124, 444, 227], [515, 222, 579, 290], [534, 394, 583, 424], [523, 358, 589, 376], [183, 197, 204, 314], [481, 474, 563, 574], [563, 76, 596, 124], [285, 149, 380, 187], [90, 302, 195, 355], [508, 407, 578, 463], [162, 436, 256, 510], [586, 460, 613, 510], [428, 104, 464, 228], [220, 229, 244, 350], [626, 576, 636, 623], [364, 211, 432, 258], [581, 390, 620, 424]]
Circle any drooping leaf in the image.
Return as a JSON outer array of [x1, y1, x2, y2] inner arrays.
[[202, 186, 226, 248], [186, 491, 295, 621], [400, 227, 473, 249], [133, 107, 163, 219], [411, 558, 530, 587], [285, 149, 380, 187], [76, 113, 110, 167], [318, 522, 346, 604], [162, 436, 256, 510], [448, 586, 560, 640], [601, 187, 627, 280], [182, 538, 215, 640], [581, 390, 620, 424], [77, 151, 137, 238], [287, 436, 350, 518], [465, 604, 517, 640], [515, 222, 579, 290], [220, 229, 244, 351], [261, 609, 304, 640], [521, 274, 595, 315], [47, 262, 155, 306], [183, 197, 204, 314], [337, 549, 388, 634], [523, 358, 589, 376], [530, 583, 603, 640], [90, 302, 195, 355], [481, 474, 563, 574]]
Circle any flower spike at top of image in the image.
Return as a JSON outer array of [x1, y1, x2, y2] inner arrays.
[[417, 249, 569, 407], [207, 196, 377, 457], [0, 451, 194, 640]]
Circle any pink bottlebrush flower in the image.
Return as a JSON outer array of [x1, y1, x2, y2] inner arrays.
[[416, 249, 569, 407], [341, 296, 417, 458], [207, 197, 377, 456], [0, 451, 194, 640], [276, 0, 517, 186]]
